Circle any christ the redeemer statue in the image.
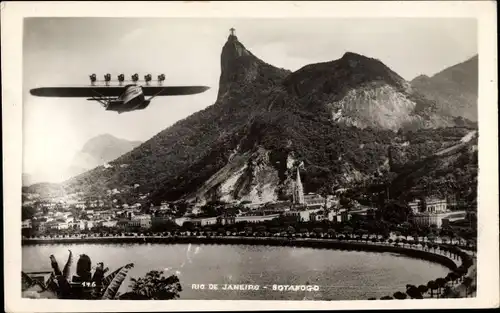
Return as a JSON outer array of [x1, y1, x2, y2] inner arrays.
[[230, 27, 235, 36]]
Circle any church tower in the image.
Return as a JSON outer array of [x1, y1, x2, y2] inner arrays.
[[293, 168, 305, 205]]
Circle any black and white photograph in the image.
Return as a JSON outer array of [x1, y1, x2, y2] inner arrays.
[[3, 1, 498, 311]]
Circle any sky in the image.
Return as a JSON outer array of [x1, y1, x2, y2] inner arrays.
[[23, 18, 478, 183]]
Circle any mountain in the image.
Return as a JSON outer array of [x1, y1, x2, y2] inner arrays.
[[389, 129, 478, 203], [411, 55, 478, 122], [23, 134, 141, 187], [66, 134, 142, 178], [56, 34, 476, 205]]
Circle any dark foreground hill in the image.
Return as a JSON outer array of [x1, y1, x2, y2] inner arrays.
[[29, 34, 477, 205]]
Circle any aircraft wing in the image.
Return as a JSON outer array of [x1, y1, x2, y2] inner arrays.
[[29, 85, 210, 97], [29, 87, 126, 97], [141, 86, 210, 96]]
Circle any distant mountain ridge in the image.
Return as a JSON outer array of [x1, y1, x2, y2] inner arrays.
[[22, 134, 142, 187], [411, 55, 478, 121], [66, 134, 142, 179], [29, 34, 476, 205]]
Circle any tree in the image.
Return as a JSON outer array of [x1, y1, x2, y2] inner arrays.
[[339, 197, 353, 209], [435, 277, 447, 296], [393, 291, 407, 300], [327, 228, 336, 238], [22, 205, 37, 221], [406, 285, 422, 299], [342, 226, 354, 238], [23, 250, 134, 300], [462, 277, 473, 297], [377, 200, 412, 225], [182, 221, 195, 232], [313, 227, 323, 237], [127, 270, 182, 300], [427, 280, 438, 298], [417, 284, 428, 296]]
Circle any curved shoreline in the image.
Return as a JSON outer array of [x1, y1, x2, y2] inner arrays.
[[22, 236, 461, 271]]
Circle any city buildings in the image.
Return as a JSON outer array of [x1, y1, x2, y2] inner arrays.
[[409, 196, 466, 228], [304, 193, 326, 209], [409, 196, 447, 214]]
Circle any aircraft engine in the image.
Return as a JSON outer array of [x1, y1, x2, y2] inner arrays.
[[144, 74, 152, 85], [118, 74, 125, 85], [89, 74, 97, 85], [104, 73, 111, 86], [131, 73, 139, 83], [158, 74, 165, 85]]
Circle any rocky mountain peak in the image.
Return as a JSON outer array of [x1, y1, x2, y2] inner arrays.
[[218, 33, 290, 100], [219, 34, 255, 90]]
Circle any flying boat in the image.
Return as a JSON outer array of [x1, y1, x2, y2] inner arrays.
[[29, 73, 210, 113]]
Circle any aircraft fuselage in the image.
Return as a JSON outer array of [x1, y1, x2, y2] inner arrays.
[[105, 85, 151, 113]]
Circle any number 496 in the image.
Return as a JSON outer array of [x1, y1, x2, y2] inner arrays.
[[82, 282, 96, 287]]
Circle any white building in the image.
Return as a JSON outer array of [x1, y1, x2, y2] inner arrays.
[[304, 193, 325, 208], [412, 210, 466, 228], [79, 220, 94, 230], [426, 197, 447, 213], [234, 214, 280, 223], [174, 217, 190, 227], [129, 215, 152, 229], [190, 217, 218, 227], [283, 208, 323, 222], [57, 222, 69, 230], [102, 220, 118, 228], [408, 197, 447, 214]]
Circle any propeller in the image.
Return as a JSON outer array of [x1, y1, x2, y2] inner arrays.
[[104, 73, 111, 86], [89, 74, 97, 85], [117, 74, 125, 85], [157, 74, 166, 85]]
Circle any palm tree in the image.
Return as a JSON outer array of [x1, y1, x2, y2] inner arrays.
[[22, 250, 134, 300], [417, 284, 428, 297], [445, 272, 455, 285], [451, 271, 461, 284], [427, 280, 438, 298], [435, 278, 447, 297], [25, 250, 185, 300]]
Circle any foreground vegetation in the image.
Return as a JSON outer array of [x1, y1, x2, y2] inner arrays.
[[21, 252, 182, 300]]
